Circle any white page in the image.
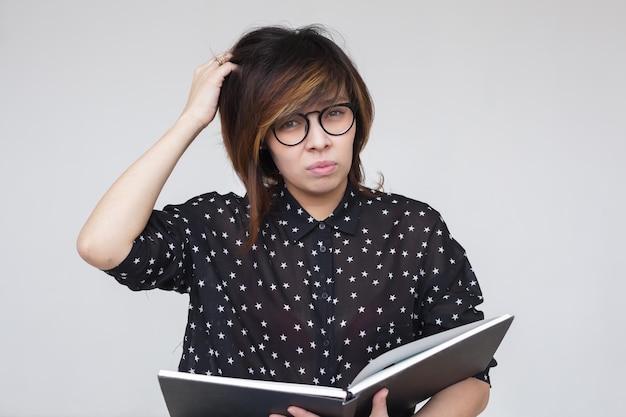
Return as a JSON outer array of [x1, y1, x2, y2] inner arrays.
[[349, 315, 510, 387], [159, 370, 348, 399]]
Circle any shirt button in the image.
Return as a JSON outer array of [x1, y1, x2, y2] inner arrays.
[[321, 292, 329, 299], [319, 245, 327, 252], [318, 222, 326, 230], [322, 339, 330, 347]]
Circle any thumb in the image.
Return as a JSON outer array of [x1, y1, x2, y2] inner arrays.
[[370, 388, 389, 417]]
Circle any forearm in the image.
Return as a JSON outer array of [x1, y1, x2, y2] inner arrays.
[[76, 114, 205, 270], [414, 378, 490, 417]]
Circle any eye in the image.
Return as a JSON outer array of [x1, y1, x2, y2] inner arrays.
[[324, 106, 348, 119], [283, 119, 300, 129], [275, 116, 304, 131]]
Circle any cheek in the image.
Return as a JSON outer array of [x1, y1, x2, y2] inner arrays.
[[342, 136, 356, 162], [267, 143, 293, 172]]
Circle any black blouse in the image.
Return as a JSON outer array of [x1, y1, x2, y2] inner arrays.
[[106, 185, 492, 388]]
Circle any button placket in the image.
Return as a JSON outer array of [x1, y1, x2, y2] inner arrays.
[[312, 221, 335, 384]]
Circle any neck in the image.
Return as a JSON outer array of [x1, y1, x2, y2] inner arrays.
[[304, 200, 340, 221], [287, 182, 348, 221]]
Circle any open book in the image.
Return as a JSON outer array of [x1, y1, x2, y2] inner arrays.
[[158, 314, 513, 417]]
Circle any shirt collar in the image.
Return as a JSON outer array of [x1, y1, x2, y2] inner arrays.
[[272, 184, 362, 241]]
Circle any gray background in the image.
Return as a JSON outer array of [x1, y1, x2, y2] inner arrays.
[[1, 0, 625, 416]]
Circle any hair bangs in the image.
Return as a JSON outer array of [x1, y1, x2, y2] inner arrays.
[[269, 62, 352, 125]]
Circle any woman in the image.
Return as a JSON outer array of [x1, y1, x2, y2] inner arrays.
[[77, 25, 492, 417]]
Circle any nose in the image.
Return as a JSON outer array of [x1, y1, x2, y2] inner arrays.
[[304, 114, 331, 150]]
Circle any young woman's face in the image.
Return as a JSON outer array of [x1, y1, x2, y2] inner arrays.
[[266, 93, 356, 212]]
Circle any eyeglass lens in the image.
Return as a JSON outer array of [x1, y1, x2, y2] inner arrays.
[[273, 104, 355, 146]]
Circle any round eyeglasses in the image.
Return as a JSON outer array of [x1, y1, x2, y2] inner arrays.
[[271, 102, 357, 146]]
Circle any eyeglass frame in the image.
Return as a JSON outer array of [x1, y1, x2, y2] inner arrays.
[[270, 102, 358, 147]]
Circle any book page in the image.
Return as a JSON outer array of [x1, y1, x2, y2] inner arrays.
[[348, 318, 491, 386], [159, 370, 347, 399]]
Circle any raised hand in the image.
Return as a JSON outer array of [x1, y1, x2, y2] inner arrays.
[[180, 52, 238, 129]]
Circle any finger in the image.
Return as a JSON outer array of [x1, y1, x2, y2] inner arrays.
[[212, 51, 233, 67], [286, 406, 320, 417], [370, 388, 390, 417], [193, 54, 237, 84], [194, 53, 231, 73]]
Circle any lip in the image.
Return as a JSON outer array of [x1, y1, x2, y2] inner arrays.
[[307, 160, 337, 176]]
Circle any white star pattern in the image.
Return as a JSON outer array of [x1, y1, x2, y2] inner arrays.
[[106, 186, 489, 388]]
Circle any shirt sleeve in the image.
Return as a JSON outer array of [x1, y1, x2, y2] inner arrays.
[[104, 206, 193, 294], [414, 211, 496, 384]]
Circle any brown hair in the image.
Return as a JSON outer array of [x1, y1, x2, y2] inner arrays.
[[218, 25, 374, 247]]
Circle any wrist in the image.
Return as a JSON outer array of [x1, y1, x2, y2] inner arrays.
[[176, 110, 212, 135]]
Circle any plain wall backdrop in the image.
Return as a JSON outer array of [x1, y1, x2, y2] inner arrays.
[[1, 0, 625, 416]]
